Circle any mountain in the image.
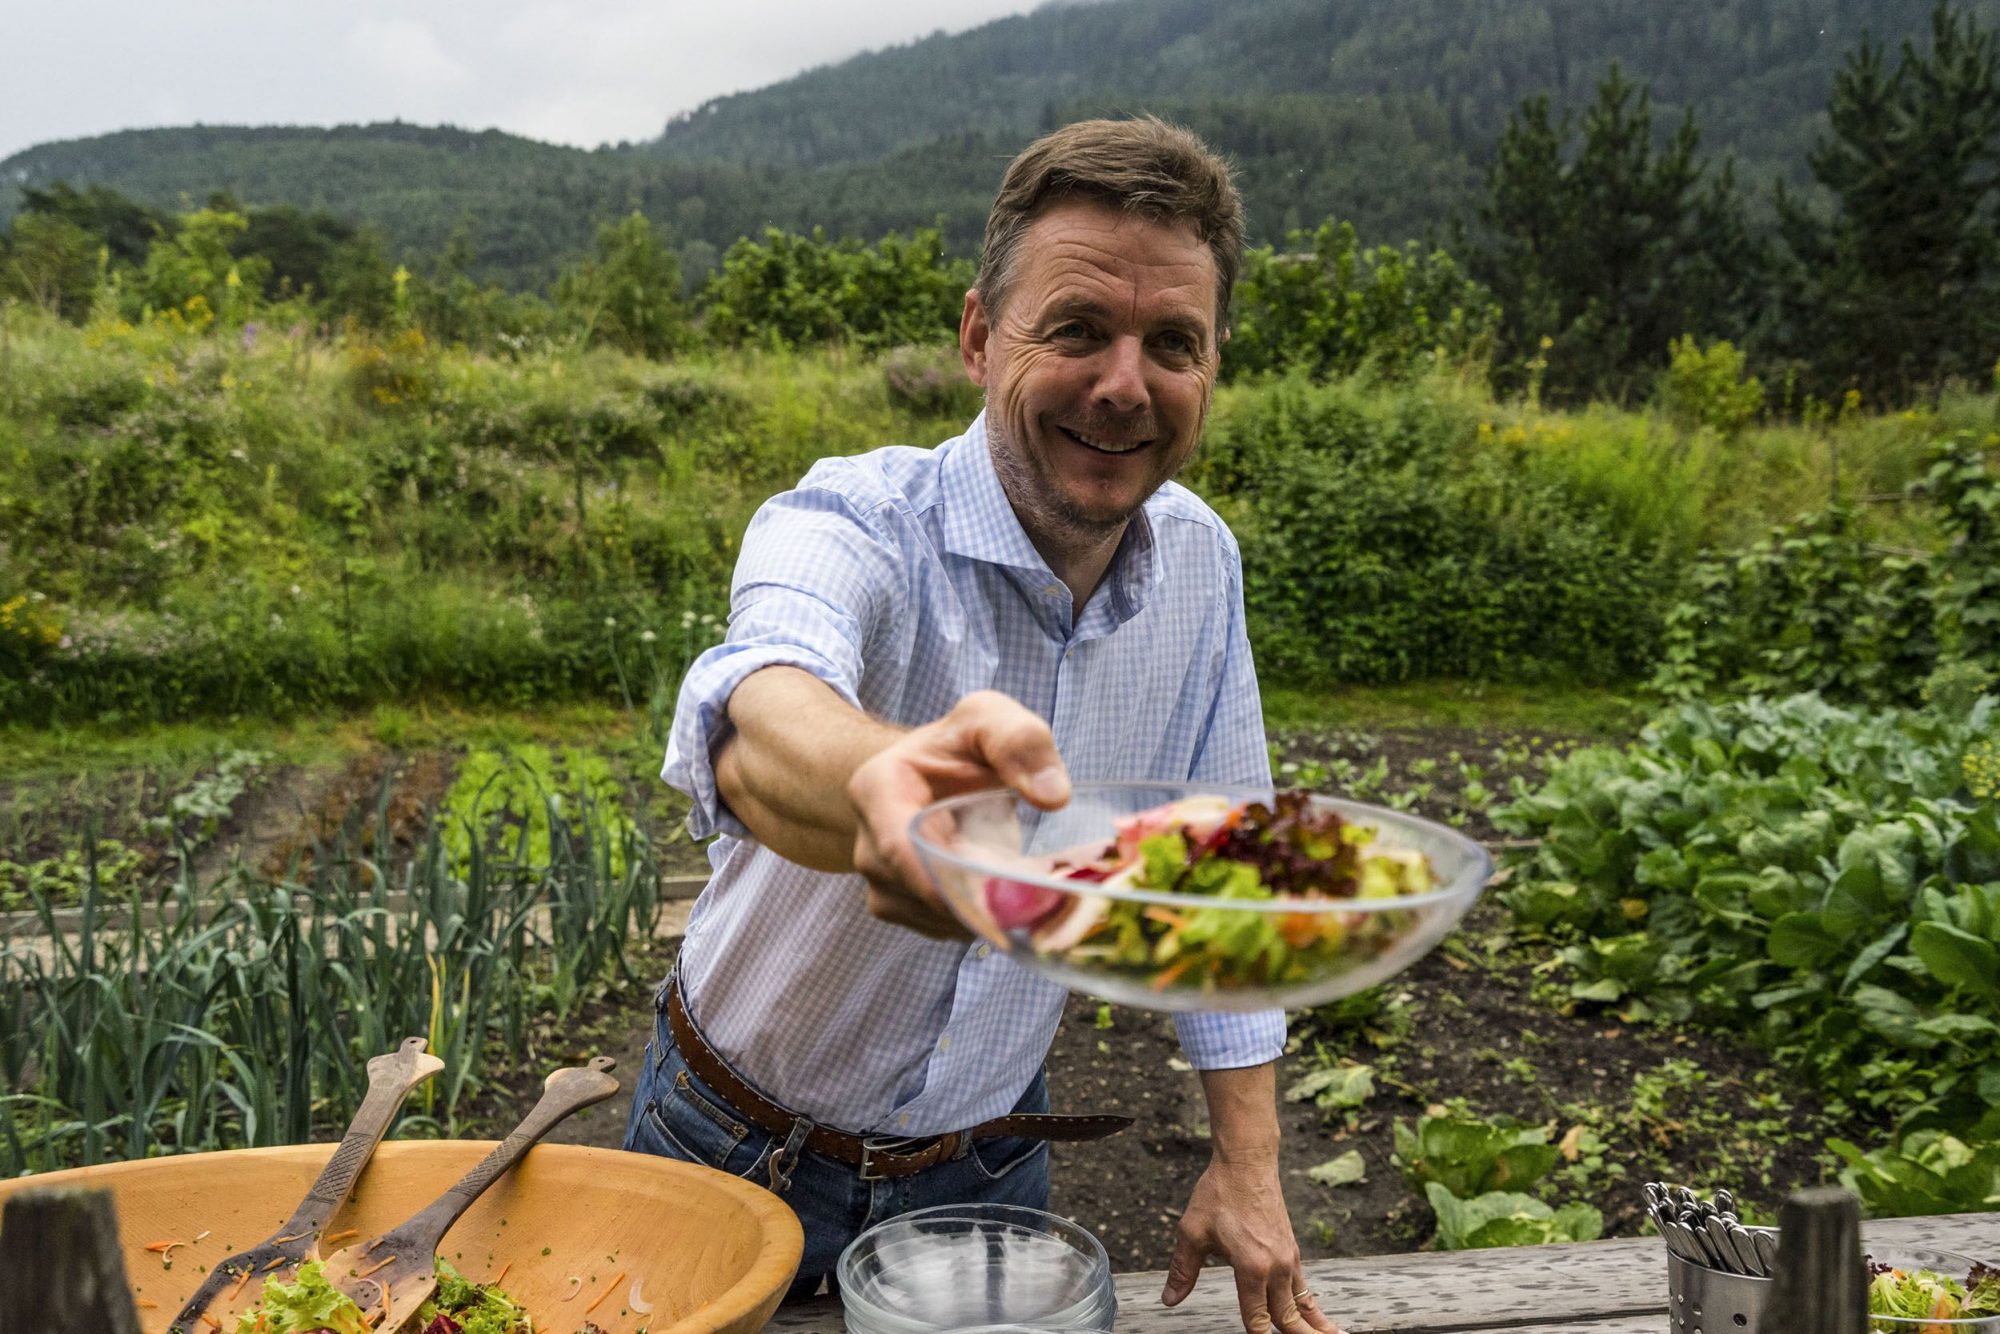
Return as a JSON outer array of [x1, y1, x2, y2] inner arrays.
[[6, 0, 1996, 289]]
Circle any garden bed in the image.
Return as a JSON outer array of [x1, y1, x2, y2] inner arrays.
[[475, 721, 1859, 1271]]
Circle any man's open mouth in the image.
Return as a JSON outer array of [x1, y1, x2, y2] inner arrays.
[[1058, 425, 1151, 455]]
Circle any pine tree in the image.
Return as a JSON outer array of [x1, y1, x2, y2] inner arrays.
[[1471, 64, 1761, 404], [1776, 2, 2000, 405]]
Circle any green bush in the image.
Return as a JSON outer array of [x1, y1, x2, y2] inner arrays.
[[1193, 376, 1671, 685], [1657, 336, 1764, 439], [1226, 220, 1499, 383]]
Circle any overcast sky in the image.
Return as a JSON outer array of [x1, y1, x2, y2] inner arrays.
[[1, 1, 1046, 163]]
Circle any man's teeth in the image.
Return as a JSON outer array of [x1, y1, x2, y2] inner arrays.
[[1063, 427, 1146, 454]]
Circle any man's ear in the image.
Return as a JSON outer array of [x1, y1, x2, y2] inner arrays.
[[960, 289, 990, 387]]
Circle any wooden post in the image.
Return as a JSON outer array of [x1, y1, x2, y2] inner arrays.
[[0, 1187, 143, 1334], [1762, 1185, 1867, 1334]]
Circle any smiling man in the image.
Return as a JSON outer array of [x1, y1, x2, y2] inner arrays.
[[629, 117, 1337, 1334]]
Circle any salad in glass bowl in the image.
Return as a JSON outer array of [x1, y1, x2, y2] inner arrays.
[[1866, 1248, 2000, 1331], [909, 783, 1490, 1012]]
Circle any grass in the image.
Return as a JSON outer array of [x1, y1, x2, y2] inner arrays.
[[1, 685, 1647, 791], [1263, 681, 1646, 738]]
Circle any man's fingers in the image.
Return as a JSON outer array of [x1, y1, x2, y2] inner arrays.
[[1160, 1231, 1207, 1308], [1278, 1272, 1339, 1334], [950, 691, 1068, 808], [1267, 1268, 1321, 1334], [1232, 1262, 1274, 1334]]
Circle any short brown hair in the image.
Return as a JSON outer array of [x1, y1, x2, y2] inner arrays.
[[976, 116, 1245, 332]]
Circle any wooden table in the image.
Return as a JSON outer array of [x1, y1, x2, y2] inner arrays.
[[766, 1211, 2000, 1333]]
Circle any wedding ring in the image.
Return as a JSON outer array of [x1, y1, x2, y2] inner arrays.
[[1294, 1289, 1315, 1304]]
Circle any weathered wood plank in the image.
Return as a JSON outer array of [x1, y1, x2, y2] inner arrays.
[[1764, 1188, 1866, 1334], [757, 1210, 2000, 1333], [0, 1187, 142, 1334]]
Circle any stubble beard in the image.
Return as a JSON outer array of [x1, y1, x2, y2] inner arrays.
[[986, 409, 1165, 562]]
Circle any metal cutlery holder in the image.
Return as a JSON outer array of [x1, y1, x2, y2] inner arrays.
[[1667, 1250, 1771, 1333]]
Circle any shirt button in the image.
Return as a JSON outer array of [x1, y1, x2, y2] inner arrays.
[[898, 1113, 911, 1128], [937, 1036, 952, 1053], [976, 944, 991, 959], [1042, 584, 1061, 597]]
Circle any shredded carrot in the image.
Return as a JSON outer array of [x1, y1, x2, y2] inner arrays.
[[585, 1271, 627, 1314], [135, 1299, 159, 1309], [273, 1231, 309, 1244], [492, 1261, 511, 1284], [144, 1238, 187, 1254], [230, 1265, 253, 1298], [1142, 906, 1191, 930], [1149, 954, 1202, 991], [358, 1256, 394, 1279], [263, 1256, 287, 1272], [202, 1316, 222, 1331], [322, 1228, 359, 1246]]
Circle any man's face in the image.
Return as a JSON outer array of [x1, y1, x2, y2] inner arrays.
[[960, 200, 1222, 552]]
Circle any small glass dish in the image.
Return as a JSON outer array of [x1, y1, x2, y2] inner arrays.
[[1864, 1245, 2000, 1331], [837, 1204, 1114, 1334], [910, 782, 1490, 1012]]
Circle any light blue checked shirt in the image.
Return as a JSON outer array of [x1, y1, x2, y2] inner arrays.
[[663, 413, 1283, 1138]]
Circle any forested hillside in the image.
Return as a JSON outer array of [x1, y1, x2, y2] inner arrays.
[[5, 0, 1995, 289]]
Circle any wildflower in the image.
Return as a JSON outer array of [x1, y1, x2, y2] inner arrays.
[[604, 616, 618, 629], [640, 630, 657, 644], [680, 611, 696, 627], [290, 584, 303, 599]]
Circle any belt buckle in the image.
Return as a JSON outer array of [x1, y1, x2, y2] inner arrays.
[[857, 1134, 929, 1181]]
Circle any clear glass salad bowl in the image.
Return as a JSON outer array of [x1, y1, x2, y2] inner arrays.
[[837, 1204, 1115, 1334], [909, 781, 1491, 1012]]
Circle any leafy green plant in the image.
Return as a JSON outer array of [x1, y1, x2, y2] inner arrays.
[[1393, 1110, 1560, 1197], [439, 744, 635, 881], [1829, 1131, 2000, 1217], [1425, 1183, 1605, 1250], [1499, 689, 2000, 1184]]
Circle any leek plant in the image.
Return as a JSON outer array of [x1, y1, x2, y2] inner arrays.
[[0, 778, 661, 1175]]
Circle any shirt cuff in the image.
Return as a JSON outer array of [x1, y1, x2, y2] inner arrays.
[[1173, 1008, 1287, 1071], [662, 640, 862, 841]]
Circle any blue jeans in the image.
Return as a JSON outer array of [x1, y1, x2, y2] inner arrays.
[[622, 980, 1053, 1300]]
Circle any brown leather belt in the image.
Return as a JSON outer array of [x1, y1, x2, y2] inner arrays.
[[667, 979, 1131, 1181]]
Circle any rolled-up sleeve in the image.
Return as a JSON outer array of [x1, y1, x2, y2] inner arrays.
[[1175, 525, 1286, 1069], [663, 482, 901, 841]]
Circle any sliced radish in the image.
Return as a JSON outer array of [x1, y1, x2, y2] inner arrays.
[[984, 877, 1065, 929]]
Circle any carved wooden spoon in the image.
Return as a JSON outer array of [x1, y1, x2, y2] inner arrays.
[[319, 1056, 619, 1332], [169, 1036, 443, 1334]]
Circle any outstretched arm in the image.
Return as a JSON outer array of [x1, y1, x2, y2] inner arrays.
[[717, 668, 1072, 937]]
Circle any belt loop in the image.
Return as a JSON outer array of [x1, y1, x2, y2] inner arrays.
[[767, 1116, 812, 1194]]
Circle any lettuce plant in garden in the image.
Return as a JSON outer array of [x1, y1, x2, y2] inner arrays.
[[1496, 690, 2000, 1209], [1393, 1109, 1603, 1248]]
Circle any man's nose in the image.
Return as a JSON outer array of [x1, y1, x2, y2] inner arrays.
[[1092, 336, 1149, 413]]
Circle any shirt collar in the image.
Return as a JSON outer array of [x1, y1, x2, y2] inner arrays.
[[940, 412, 1162, 627]]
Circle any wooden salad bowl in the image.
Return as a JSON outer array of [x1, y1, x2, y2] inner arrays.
[[0, 1140, 804, 1334]]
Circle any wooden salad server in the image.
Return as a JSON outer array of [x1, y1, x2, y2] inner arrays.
[[320, 1056, 620, 1333], [169, 1036, 443, 1334]]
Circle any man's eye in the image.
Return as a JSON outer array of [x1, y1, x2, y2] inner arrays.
[[1157, 331, 1198, 356], [1050, 321, 1093, 340]]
